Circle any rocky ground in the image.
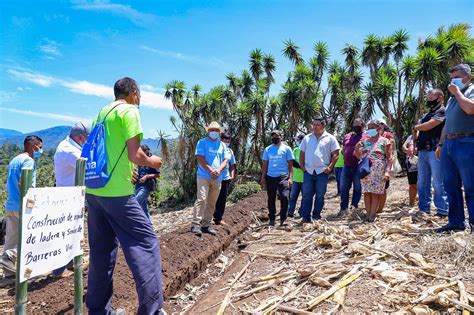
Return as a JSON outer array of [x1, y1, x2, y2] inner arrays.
[[0, 177, 473, 314]]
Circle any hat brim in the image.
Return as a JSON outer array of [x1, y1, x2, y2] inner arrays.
[[205, 126, 224, 133]]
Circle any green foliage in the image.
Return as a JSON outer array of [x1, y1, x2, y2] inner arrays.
[[228, 182, 262, 203]]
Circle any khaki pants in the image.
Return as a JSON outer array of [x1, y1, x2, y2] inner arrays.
[[3, 210, 19, 257], [192, 178, 221, 228]]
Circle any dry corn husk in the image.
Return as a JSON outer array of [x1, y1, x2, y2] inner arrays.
[[411, 304, 432, 315], [380, 270, 410, 285]]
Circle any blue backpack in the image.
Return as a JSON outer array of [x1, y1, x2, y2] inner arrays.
[[81, 104, 126, 188]]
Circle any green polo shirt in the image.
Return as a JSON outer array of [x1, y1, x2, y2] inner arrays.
[[86, 101, 143, 197], [292, 146, 304, 183], [335, 150, 345, 168]]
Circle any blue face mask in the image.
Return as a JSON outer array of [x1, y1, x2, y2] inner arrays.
[[451, 78, 466, 90], [33, 148, 43, 158], [366, 129, 378, 137], [209, 131, 219, 140]]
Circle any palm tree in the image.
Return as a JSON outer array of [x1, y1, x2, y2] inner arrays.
[[362, 34, 383, 78], [414, 47, 442, 119], [249, 49, 263, 83], [391, 29, 410, 65], [262, 53, 276, 88], [282, 39, 304, 65]]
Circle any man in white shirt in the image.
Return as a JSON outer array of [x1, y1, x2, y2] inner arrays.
[[300, 117, 340, 223], [52, 121, 90, 277]]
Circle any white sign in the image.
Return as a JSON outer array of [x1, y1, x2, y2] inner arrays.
[[18, 187, 85, 282]]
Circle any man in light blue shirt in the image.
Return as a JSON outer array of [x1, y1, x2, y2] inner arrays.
[[300, 117, 340, 223], [1, 135, 43, 276], [192, 121, 230, 236], [261, 130, 294, 226], [213, 132, 236, 225]]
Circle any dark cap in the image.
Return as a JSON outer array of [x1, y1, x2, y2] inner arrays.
[[70, 122, 90, 137], [271, 129, 282, 136], [295, 133, 305, 141]]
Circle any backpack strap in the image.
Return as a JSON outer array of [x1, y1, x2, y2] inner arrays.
[[100, 101, 128, 178]]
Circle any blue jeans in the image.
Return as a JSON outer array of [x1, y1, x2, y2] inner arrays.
[[135, 186, 151, 218], [301, 171, 329, 221], [441, 136, 474, 227], [288, 181, 303, 216], [339, 166, 362, 210], [417, 150, 448, 214], [334, 167, 343, 194], [85, 194, 164, 315]]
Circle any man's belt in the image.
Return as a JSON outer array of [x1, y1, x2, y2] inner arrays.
[[446, 132, 474, 139]]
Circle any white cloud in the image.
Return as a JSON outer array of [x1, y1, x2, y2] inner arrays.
[[140, 45, 229, 68], [7, 69, 55, 87], [7, 68, 172, 109], [0, 107, 92, 123], [16, 87, 32, 91], [38, 38, 62, 60], [72, 1, 158, 27], [44, 14, 70, 23]]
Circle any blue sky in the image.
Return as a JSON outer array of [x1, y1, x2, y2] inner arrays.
[[0, 0, 472, 139]]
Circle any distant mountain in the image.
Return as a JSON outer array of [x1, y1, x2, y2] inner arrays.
[[0, 127, 161, 152], [0, 128, 23, 139]]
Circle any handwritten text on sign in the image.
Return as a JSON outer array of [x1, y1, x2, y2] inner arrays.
[[19, 187, 85, 282]]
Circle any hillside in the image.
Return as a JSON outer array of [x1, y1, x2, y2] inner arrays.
[[0, 127, 161, 151]]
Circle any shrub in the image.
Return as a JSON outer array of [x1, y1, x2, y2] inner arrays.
[[228, 181, 261, 203]]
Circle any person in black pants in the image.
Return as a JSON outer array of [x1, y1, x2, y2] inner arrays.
[[260, 130, 294, 226], [214, 132, 236, 225]]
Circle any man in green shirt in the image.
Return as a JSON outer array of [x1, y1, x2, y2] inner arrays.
[[288, 134, 305, 217], [85, 77, 164, 314]]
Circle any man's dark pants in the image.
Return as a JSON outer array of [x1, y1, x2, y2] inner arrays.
[[441, 136, 474, 228], [214, 179, 231, 223], [339, 166, 362, 210], [266, 175, 290, 223], [86, 194, 164, 315]]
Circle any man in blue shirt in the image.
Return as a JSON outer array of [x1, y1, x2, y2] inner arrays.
[[213, 132, 236, 225], [192, 121, 230, 236], [435, 64, 474, 233], [261, 130, 294, 226], [0, 135, 43, 276]]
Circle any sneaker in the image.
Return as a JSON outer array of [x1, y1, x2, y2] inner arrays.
[[214, 220, 221, 225], [435, 212, 448, 218], [268, 220, 275, 227], [287, 213, 294, 218], [0, 257, 16, 274], [280, 220, 288, 227], [191, 226, 202, 236], [335, 209, 348, 218], [435, 224, 466, 233], [202, 226, 217, 236]]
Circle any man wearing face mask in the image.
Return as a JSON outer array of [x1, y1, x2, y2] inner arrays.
[[192, 122, 230, 235], [261, 130, 294, 226], [300, 117, 340, 223], [0, 135, 43, 276], [213, 132, 236, 225], [337, 118, 365, 216], [85, 77, 165, 314], [435, 64, 474, 233], [413, 89, 448, 217], [51, 122, 90, 278]]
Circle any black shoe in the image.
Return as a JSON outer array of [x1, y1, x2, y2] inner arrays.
[[435, 224, 466, 233], [435, 212, 448, 218], [269, 220, 275, 227], [191, 226, 202, 236], [336, 209, 348, 218], [214, 220, 221, 225], [288, 214, 294, 218], [202, 226, 217, 236]]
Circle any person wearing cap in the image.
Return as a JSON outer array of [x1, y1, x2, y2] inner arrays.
[[52, 121, 90, 277], [413, 89, 448, 217], [337, 118, 365, 217], [287, 133, 305, 218], [261, 130, 294, 226], [213, 132, 236, 225], [435, 64, 474, 233], [299, 117, 340, 223], [192, 121, 230, 235]]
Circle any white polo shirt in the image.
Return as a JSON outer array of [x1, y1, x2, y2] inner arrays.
[[299, 131, 340, 175], [54, 136, 82, 187]]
